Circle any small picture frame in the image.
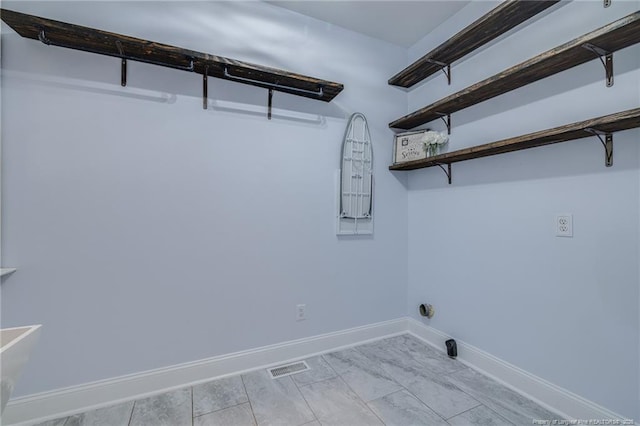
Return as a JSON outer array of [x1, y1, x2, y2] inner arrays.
[[393, 130, 429, 164]]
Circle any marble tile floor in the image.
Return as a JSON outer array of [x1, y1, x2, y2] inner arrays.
[[34, 334, 559, 426]]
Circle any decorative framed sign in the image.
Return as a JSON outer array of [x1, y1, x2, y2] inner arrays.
[[393, 130, 429, 165]]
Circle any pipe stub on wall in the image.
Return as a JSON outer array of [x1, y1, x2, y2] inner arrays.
[[419, 304, 435, 318]]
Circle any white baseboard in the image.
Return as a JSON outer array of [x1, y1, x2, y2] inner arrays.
[[2, 318, 407, 426], [4, 318, 635, 426], [407, 318, 635, 423]]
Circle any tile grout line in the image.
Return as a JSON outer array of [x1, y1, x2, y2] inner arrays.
[[190, 386, 194, 426], [446, 369, 560, 423], [318, 354, 340, 379], [290, 355, 355, 391], [412, 371, 483, 421], [335, 374, 388, 426], [190, 385, 194, 423], [398, 336, 486, 420], [439, 372, 485, 419], [289, 359, 337, 388], [281, 375, 317, 426], [403, 335, 538, 422], [445, 403, 517, 426], [127, 401, 136, 426], [443, 365, 472, 377], [363, 388, 412, 424], [354, 336, 479, 423], [446, 400, 483, 421], [191, 377, 253, 419], [344, 345, 406, 396], [321, 348, 389, 422], [350, 338, 437, 414], [351, 340, 407, 392], [192, 400, 252, 420], [388, 383, 452, 424], [240, 373, 259, 426], [289, 370, 320, 425], [480, 405, 517, 426], [444, 402, 485, 421], [327, 341, 438, 425]]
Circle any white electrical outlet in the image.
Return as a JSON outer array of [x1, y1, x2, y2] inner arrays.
[[555, 214, 573, 237], [296, 304, 306, 321]]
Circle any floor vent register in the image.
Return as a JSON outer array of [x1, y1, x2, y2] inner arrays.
[[267, 361, 310, 379]]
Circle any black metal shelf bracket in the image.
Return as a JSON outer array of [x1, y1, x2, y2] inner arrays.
[[37, 28, 50, 45], [585, 127, 613, 167], [604, 0, 611, 7], [436, 113, 451, 134], [268, 89, 273, 120], [582, 43, 613, 87], [116, 40, 127, 87], [426, 59, 451, 85], [202, 65, 209, 110], [436, 163, 452, 184]]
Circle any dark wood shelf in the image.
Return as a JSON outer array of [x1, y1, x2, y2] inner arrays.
[[389, 108, 640, 171], [389, 0, 560, 88], [0, 8, 344, 102], [390, 11, 640, 130]]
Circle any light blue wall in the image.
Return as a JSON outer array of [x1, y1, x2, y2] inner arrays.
[[0, 1, 409, 397], [2, 0, 639, 419], [405, 0, 640, 419]]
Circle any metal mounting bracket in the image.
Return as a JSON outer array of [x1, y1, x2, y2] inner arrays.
[[436, 113, 451, 134], [116, 41, 127, 87], [203, 65, 209, 110], [268, 89, 273, 120], [582, 43, 613, 87], [584, 127, 613, 167], [436, 163, 452, 184], [604, 0, 611, 7], [426, 59, 451, 85], [38, 28, 51, 45]]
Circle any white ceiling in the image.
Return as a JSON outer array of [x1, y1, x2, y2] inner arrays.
[[266, 1, 471, 47]]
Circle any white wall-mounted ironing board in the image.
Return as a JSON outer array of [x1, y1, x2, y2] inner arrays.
[[337, 112, 373, 235]]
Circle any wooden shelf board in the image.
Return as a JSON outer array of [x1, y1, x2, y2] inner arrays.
[[389, 0, 560, 88], [0, 8, 344, 102], [389, 108, 640, 171], [390, 11, 640, 130]]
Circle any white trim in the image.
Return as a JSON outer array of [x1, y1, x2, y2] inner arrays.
[[2, 318, 407, 426], [407, 318, 635, 423], [4, 318, 636, 426]]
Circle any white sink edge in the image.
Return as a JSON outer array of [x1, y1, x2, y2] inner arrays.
[[1, 325, 42, 415]]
